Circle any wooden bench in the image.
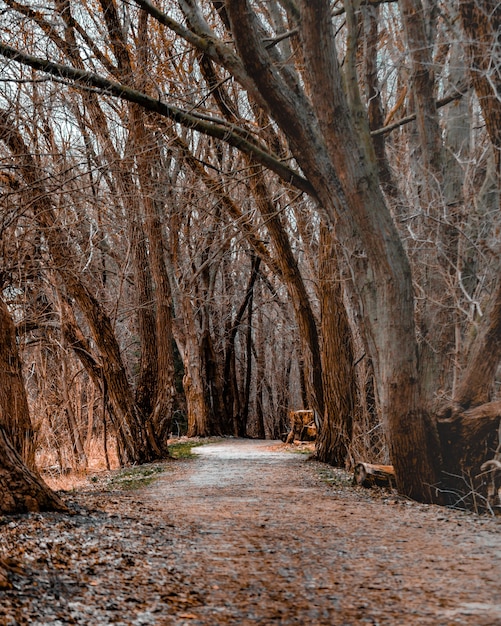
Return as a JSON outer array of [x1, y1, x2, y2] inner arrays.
[[285, 410, 317, 444]]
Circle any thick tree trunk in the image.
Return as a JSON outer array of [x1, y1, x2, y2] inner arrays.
[[180, 294, 214, 438], [0, 426, 67, 514], [438, 402, 501, 511], [399, 1, 461, 404], [132, 113, 175, 454], [226, 0, 443, 502]]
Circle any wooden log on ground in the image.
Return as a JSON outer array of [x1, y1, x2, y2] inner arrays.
[[353, 462, 396, 489]]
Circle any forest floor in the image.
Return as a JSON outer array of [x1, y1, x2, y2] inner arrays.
[[1, 438, 500, 626]]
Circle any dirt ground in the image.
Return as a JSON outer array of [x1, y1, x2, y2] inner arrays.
[[1, 439, 500, 625]]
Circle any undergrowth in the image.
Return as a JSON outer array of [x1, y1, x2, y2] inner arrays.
[[316, 466, 353, 489], [106, 438, 218, 490], [107, 464, 166, 490]]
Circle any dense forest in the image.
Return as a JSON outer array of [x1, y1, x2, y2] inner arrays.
[[0, 0, 500, 513]]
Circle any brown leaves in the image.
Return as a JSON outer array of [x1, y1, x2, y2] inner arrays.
[[0, 556, 24, 590]]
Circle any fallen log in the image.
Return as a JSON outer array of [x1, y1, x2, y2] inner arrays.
[[353, 462, 395, 489]]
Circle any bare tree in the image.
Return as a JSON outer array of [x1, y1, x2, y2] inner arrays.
[[0, 0, 500, 508]]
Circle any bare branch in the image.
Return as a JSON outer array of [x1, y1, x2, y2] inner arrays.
[[0, 42, 314, 196], [371, 83, 470, 137]]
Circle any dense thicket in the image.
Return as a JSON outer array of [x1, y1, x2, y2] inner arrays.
[[0, 0, 499, 512]]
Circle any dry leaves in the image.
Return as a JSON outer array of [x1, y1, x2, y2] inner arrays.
[[1, 440, 500, 625]]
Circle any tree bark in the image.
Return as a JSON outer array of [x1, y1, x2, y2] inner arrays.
[[459, 1, 501, 172], [0, 426, 67, 514], [438, 402, 501, 510], [0, 297, 36, 469], [316, 225, 357, 469], [399, 0, 443, 179], [226, 0, 443, 502]]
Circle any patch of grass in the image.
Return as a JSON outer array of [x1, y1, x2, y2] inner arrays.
[[168, 439, 214, 459], [108, 464, 165, 490], [103, 438, 219, 490], [292, 447, 315, 455]]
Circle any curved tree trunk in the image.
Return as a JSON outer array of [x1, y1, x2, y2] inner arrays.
[[459, 0, 501, 172], [226, 0, 443, 503], [0, 297, 66, 513], [132, 112, 175, 454], [0, 426, 67, 514]]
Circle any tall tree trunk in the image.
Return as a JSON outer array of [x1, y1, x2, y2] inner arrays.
[[316, 225, 357, 468], [399, 0, 443, 179], [0, 297, 36, 469], [132, 113, 175, 454], [227, 0, 443, 502], [224, 254, 261, 437], [459, 1, 501, 172], [61, 355, 88, 468], [242, 281, 255, 433], [0, 298, 66, 514], [180, 294, 214, 438], [362, 4, 395, 193], [254, 299, 267, 439], [398, 0, 458, 405]]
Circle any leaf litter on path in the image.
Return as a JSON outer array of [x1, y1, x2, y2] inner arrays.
[[1, 439, 500, 625]]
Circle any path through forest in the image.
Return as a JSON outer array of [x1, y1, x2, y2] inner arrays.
[[1, 439, 500, 625]]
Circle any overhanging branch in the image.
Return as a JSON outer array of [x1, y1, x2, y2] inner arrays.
[[0, 42, 314, 197]]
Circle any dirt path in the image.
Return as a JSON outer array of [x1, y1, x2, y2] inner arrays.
[[1, 439, 500, 625]]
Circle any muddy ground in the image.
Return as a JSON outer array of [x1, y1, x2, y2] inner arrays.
[[1, 439, 500, 625]]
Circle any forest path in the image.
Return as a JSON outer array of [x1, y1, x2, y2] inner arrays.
[[1, 439, 501, 625], [144, 439, 501, 625]]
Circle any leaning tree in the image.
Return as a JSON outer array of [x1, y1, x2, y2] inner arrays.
[[0, 0, 500, 508]]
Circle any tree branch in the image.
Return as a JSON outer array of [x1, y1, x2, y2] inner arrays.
[[0, 42, 314, 196], [371, 83, 470, 137]]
